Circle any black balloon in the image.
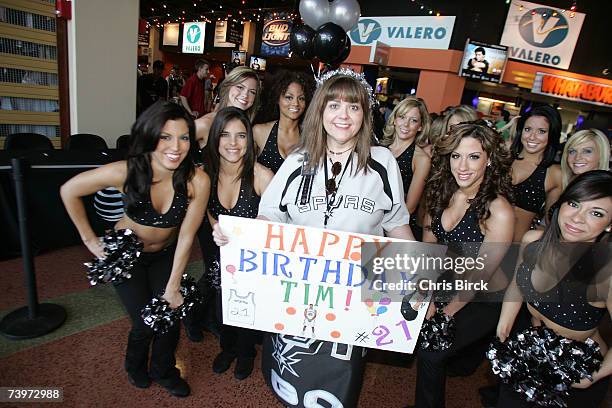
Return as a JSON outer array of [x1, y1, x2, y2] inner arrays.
[[314, 22, 348, 63], [290, 24, 316, 60], [329, 34, 351, 65]]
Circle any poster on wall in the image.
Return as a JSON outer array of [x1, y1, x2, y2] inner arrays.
[[261, 12, 292, 56], [214, 21, 235, 48], [182, 22, 205, 53], [349, 16, 455, 50], [162, 23, 180, 46], [459, 39, 508, 83], [218, 215, 446, 354], [500, 1, 585, 69]]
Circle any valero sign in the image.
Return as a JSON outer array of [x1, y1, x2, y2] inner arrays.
[[532, 72, 612, 107], [349, 16, 455, 50], [500, 1, 585, 69], [182, 22, 205, 54]]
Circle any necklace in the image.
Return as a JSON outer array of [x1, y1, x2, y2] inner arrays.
[[327, 145, 354, 156], [323, 153, 351, 227]]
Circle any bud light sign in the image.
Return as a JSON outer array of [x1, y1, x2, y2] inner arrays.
[[261, 12, 292, 56]]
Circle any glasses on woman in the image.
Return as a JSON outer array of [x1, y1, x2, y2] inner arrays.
[[326, 161, 342, 196]]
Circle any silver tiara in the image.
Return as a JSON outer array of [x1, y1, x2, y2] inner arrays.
[[315, 68, 377, 109]]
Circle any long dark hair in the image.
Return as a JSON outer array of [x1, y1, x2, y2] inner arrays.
[[124, 101, 195, 212], [526, 170, 612, 287], [203, 107, 255, 184], [511, 105, 561, 167], [426, 122, 513, 223]]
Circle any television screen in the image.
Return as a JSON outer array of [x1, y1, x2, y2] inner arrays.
[[249, 56, 267, 71], [232, 51, 247, 66], [459, 39, 508, 83]]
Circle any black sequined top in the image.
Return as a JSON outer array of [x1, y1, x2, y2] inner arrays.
[[123, 190, 188, 228], [513, 164, 547, 213], [256, 121, 285, 173], [208, 178, 260, 220], [431, 206, 484, 258], [516, 243, 606, 331], [394, 143, 416, 195]]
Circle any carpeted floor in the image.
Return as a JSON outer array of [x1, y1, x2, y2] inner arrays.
[[0, 245, 608, 407]]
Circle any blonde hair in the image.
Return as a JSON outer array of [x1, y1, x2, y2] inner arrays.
[[429, 114, 446, 147], [382, 97, 431, 147], [298, 75, 373, 174], [561, 128, 610, 188], [218, 66, 261, 122], [442, 105, 478, 133]]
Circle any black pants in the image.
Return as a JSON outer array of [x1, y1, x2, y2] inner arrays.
[[497, 376, 610, 408], [113, 245, 180, 383], [415, 300, 502, 408], [184, 220, 220, 332], [215, 288, 257, 359]]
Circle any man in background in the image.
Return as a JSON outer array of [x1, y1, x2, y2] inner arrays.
[[166, 64, 185, 101], [137, 60, 167, 116], [180, 59, 209, 118]]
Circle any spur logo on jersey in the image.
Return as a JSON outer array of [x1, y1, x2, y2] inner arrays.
[[349, 19, 382, 44], [518, 7, 569, 47]]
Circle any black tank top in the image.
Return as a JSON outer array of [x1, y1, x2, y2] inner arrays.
[[257, 121, 285, 173], [516, 242, 606, 331], [394, 143, 416, 195], [513, 164, 547, 213], [208, 177, 261, 220], [431, 205, 484, 258], [123, 189, 188, 228]]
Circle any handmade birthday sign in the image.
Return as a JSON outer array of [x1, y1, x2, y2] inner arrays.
[[219, 215, 446, 353]]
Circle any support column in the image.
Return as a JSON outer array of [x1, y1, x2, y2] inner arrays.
[[68, 0, 138, 147], [416, 70, 466, 114]]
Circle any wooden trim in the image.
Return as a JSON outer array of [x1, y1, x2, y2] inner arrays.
[[0, 22, 56, 45], [0, 110, 59, 125], [0, 83, 58, 98], [0, 0, 55, 17], [56, 16, 69, 147], [0, 54, 58, 73]]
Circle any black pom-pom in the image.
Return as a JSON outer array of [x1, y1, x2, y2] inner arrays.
[[419, 303, 456, 351], [487, 326, 603, 407], [84, 229, 143, 285], [141, 274, 204, 333]]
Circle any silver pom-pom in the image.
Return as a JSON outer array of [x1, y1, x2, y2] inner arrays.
[[487, 326, 603, 407], [84, 229, 142, 285], [141, 274, 204, 333], [419, 303, 456, 351]]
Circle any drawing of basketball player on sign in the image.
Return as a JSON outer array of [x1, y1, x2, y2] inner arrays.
[[302, 304, 317, 337]]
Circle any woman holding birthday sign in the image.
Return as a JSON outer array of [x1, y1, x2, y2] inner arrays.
[[213, 70, 414, 407], [412, 121, 515, 407], [491, 170, 612, 407], [60, 101, 210, 397]]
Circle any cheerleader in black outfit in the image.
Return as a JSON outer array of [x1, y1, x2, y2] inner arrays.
[[412, 122, 515, 408], [253, 70, 314, 173], [382, 96, 431, 240], [61, 102, 210, 397], [495, 170, 612, 407], [203, 107, 273, 380]]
